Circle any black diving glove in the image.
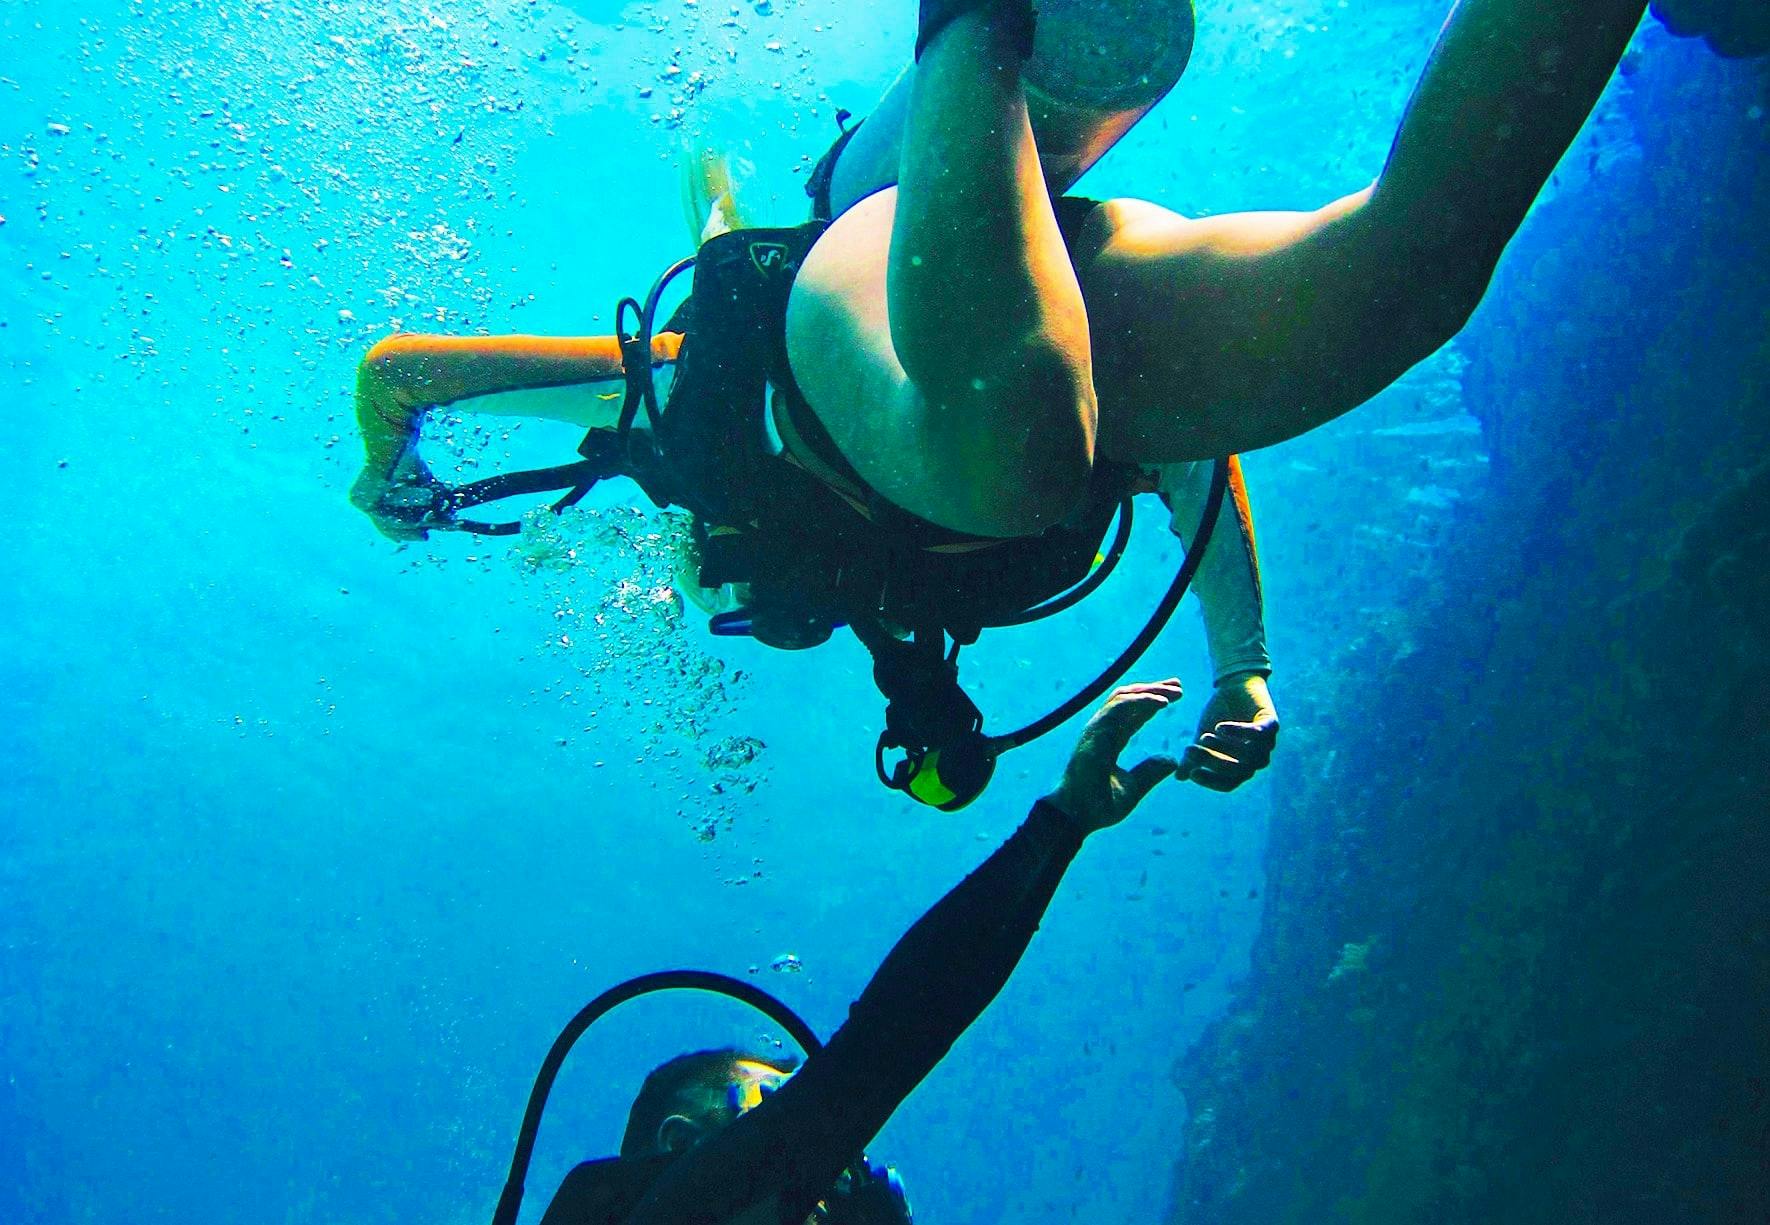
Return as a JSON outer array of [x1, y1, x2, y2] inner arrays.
[[1178, 671, 1279, 793]]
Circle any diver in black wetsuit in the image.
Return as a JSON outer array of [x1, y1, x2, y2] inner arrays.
[[535, 679, 1193, 1225]]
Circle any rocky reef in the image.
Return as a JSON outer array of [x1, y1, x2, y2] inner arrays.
[[1172, 45, 1769, 1225]]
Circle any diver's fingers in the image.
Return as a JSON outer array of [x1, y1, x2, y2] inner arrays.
[[1088, 690, 1176, 759], [1104, 680, 1182, 709], [1182, 741, 1239, 771], [1213, 716, 1279, 744], [1200, 731, 1271, 771], [1181, 742, 1248, 791], [1100, 690, 1174, 732], [1187, 765, 1245, 794], [1116, 678, 1183, 696], [1120, 755, 1182, 811], [1098, 681, 1181, 729]]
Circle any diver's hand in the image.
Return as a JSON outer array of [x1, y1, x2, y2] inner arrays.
[[350, 465, 433, 541], [1046, 680, 1183, 835], [349, 444, 445, 543], [1178, 671, 1278, 793]]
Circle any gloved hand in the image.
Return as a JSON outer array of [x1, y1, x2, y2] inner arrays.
[[1178, 670, 1278, 793], [349, 441, 448, 543], [1046, 680, 1183, 834]]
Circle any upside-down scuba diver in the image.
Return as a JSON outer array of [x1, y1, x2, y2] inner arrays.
[[348, 303, 1274, 811], [350, 0, 1704, 808], [347, 0, 1274, 810]]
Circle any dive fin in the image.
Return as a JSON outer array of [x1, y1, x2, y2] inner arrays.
[[679, 143, 752, 245]]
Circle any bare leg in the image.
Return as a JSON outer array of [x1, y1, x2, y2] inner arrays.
[[1082, 0, 1651, 461], [826, 72, 914, 213], [827, 0, 1195, 216], [827, 64, 1124, 214], [889, 9, 1091, 422], [781, 8, 1098, 537]]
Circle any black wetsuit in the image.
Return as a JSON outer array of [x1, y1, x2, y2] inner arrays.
[[540, 799, 1086, 1225]]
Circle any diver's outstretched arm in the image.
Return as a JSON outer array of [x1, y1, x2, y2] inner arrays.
[[1157, 458, 1279, 792], [1080, 0, 1649, 462], [349, 332, 681, 540], [624, 683, 1183, 1225]]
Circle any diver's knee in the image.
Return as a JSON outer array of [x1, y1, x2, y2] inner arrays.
[[960, 347, 1097, 532], [991, 333, 1093, 408], [361, 331, 421, 372], [965, 338, 1093, 445]]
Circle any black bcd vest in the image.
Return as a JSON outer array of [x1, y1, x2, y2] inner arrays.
[[644, 223, 1131, 647]]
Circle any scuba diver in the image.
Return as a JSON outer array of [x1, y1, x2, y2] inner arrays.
[[489, 680, 1191, 1225], [350, 324, 1276, 803], [348, 0, 1662, 805]]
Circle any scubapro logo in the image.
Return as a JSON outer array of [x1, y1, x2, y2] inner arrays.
[[749, 242, 791, 275]]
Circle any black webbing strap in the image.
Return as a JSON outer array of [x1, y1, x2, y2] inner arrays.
[[805, 110, 862, 223]]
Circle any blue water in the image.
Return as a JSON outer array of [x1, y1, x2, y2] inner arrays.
[[1, 2, 1746, 1223]]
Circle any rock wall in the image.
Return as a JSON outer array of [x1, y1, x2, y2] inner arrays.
[[1172, 45, 1770, 1225]]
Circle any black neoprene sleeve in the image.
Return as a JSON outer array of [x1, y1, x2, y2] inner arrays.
[[620, 798, 1087, 1225]]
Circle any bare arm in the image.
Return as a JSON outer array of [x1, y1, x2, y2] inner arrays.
[[349, 332, 681, 539], [1372, 0, 1649, 254], [1157, 457, 1280, 790]]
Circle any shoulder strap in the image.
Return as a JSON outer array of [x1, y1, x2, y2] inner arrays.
[[657, 222, 828, 524], [805, 110, 863, 222]]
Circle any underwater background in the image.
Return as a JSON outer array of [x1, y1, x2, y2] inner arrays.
[[3, 1, 1765, 1223]]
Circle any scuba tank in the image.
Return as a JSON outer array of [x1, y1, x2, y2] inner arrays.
[[819, 0, 1196, 212], [1022, 0, 1199, 187]]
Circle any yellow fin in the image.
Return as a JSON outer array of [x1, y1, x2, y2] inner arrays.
[[678, 141, 752, 244]]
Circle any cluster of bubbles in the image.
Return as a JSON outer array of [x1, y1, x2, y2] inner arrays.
[[11, 0, 597, 458], [13, 0, 836, 416], [628, 0, 854, 221], [9, 0, 849, 846], [626, 0, 827, 124], [512, 504, 767, 841]]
